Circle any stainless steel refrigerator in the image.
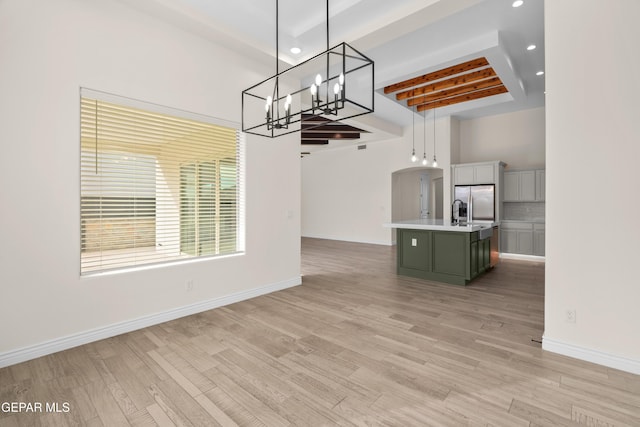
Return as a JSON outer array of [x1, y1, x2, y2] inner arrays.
[[453, 184, 495, 222]]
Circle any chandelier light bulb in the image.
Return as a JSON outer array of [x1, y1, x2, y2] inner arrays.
[[432, 156, 438, 168], [411, 150, 417, 163], [315, 74, 322, 86], [265, 102, 270, 112], [339, 73, 344, 85], [310, 84, 317, 95], [286, 94, 292, 106], [422, 155, 427, 166], [333, 83, 340, 95]]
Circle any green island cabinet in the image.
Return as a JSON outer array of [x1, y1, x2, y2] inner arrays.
[[397, 228, 491, 285]]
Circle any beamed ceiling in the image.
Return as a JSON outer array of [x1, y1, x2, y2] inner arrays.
[[115, 0, 545, 152], [384, 57, 508, 113], [310, 57, 507, 146], [301, 115, 366, 146]]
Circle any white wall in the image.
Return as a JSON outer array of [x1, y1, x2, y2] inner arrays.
[[301, 117, 453, 245], [0, 0, 300, 362], [459, 107, 545, 169], [544, 0, 640, 372]]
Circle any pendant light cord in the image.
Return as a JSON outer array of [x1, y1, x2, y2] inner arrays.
[[433, 109, 436, 153], [326, 0, 330, 103], [275, 0, 280, 121], [275, 0, 279, 76], [326, 0, 329, 51], [412, 107, 415, 151], [433, 109, 438, 166], [423, 109, 426, 155]]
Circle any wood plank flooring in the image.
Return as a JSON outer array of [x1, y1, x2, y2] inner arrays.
[[1, 237, 639, 426]]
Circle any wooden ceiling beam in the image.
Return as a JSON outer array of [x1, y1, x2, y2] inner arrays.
[[302, 124, 363, 133], [301, 132, 360, 140], [416, 85, 508, 112], [397, 68, 497, 101], [383, 57, 489, 94], [299, 113, 366, 145], [407, 77, 504, 107]]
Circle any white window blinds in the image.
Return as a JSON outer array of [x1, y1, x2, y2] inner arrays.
[[80, 91, 244, 274]]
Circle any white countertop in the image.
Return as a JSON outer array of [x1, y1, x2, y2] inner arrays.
[[384, 219, 497, 232]]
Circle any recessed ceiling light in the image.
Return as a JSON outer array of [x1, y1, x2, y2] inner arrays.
[[536, 71, 545, 76], [290, 47, 301, 55], [512, 0, 524, 7], [527, 44, 536, 51]]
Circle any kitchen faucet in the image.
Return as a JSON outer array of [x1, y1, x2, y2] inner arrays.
[[452, 199, 464, 225]]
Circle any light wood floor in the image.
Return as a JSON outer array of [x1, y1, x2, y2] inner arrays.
[[1, 238, 639, 426]]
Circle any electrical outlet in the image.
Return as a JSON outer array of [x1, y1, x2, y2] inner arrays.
[[185, 280, 194, 292], [565, 309, 576, 323], [411, 238, 417, 247]]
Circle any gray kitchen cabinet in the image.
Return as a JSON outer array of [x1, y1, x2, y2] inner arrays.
[[520, 171, 536, 201], [454, 165, 476, 185], [500, 221, 536, 255], [518, 229, 534, 254], [501, 228, 518, 254], [452, 161, 503, 185], [504, 170, 536, 201], [535, 169, 545, 201], [533, 223, 545, 256], [504, 172, 519, 201]]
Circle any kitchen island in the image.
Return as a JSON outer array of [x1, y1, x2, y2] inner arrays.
[[384, 219, 497, 285]]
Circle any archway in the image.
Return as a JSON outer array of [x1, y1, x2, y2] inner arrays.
[[391, 166, 443, 223]]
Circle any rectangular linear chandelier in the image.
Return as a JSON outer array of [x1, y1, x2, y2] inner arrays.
[[242, 0, 374, 138]]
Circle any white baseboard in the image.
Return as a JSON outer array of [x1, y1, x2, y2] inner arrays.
[[500, 252, 545, 262], [0, 276, 301, 368], [542, 336, 640, 375]]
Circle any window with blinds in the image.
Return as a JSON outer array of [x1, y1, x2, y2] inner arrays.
[[80, 91, 244, 274]]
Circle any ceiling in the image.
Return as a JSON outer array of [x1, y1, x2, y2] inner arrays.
[[383, 57, 508, 113], [116, 0, 544, 151]]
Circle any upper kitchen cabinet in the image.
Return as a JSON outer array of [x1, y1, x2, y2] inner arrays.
[[452, 161, 505, 185], [535, 169, 545, 201], [504, 170, 544, 202]]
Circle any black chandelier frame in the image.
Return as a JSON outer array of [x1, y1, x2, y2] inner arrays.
[[241, 0, 374, 138]]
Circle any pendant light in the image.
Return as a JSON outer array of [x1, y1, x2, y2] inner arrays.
[[422, 109, 428, 166], [411, 107, 417, 162], [432, 109, 438, 167]]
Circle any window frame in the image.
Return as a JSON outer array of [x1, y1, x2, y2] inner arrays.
[[79, 88, 245, 276]]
